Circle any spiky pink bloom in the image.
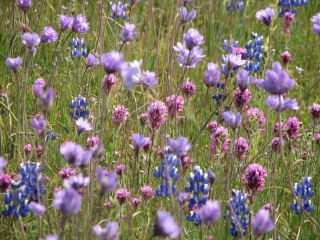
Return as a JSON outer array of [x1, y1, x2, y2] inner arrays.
[[210, 126, 230, 154], [181, 156, 193, 171], [284, 117, 301, 139], [234, 137, 249, 160], [86, 136, 101, 150], [166, 95, 184, 116], [309, 103, 320, 119], [112, 105, 129, 126], [207, 121, 218, 133], [242, 164, 267, 199], [271, 137, 281, 154], [281, 51, 291, 68], [132, 197, 142, 208], [181, 82, 196, 98], [316, 133, 320, 143], [24, 144, 32, 154], [0, 174, 12, 191], [115, 164, 126, 176], [233, 88, 251, 109], [116, 188, 130, 205], [103, 74, 118, 94], [104, 201, 113, 209], [147, 101, 168, 131], [141, 185, 154, 201], [245, 107, 266, 129], [283, 12, 295, 36], [59, 168, 77, 179]]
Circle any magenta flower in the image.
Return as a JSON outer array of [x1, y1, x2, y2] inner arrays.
[[130, 0, 140, 6], [86, 136, 101, 150], [210, 126, 230, 154], [76, 117, 92, 135], [59, 141, 92, 167], [181, 81, 196, 98], [236, 69, 254, 92], [173, 42, 205, 68], [283, 12, 295, 36], [234, 137, 249, 160], [22, 32, 40, 53], [30, 114, 46, 135], [112, 105, 129, 126], [28, 202, 46, 216], [154, 210, 180, 238], [24, 144, 32, 154], [166, 95, 184, 116], [132, 133, 149, 152], [242, 163, 267, 198], [280, 51, 291, 67], [207, 120, 218, 133], [233, 88, 251, 109], [316, 133, 320, 143], [309, 103, 320, 119], [72, 14, 89, 34], [36, 145, 43, 156], [198, 200, 221, 227], [179, 7, 196, 25], [86, 53, 100, 67], [256, 62, 295, 94], [121, 22, 137, 43], [33, 78, 46, 98], [116, 188, 130, 205], [256, 8, 275, 26], [311, 13, 320, 35], [60, 14, 74, 31], [223, 111, 242, 130], [184, 0, 194, 6], [132, 197, 142, 208], [101, 51, 126, 74], [203, 62, 220, 88], [168, 136, 191, 157], [141, 71, 158, 90], [16, 0, 32, 12], [59, 167, 77, 179], [141, 185, 154, 201], [53, 188, 82, 216], [284, 117, 301, 139], [183, 28, 204, 50], [245, 108, 266, 129], [266, 95, 299, 111], [103, 74, 118, 94], [6, 57, 22, 73], [147, 101, 168, 131], [0, 174, 11, 191], [41, 26, 58, 43], [93, 222, 119, 240], [252, 209, 274, 238], [115, 164, 126, 176]]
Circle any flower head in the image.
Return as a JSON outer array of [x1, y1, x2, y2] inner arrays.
[[256, 8, 275, 25], [234, 137, 249, 160], [63, 173, 89, 191], [132, 134, 149, 152], [223, 111, 242, 130], [141, 71, 158, 90], [59, 168, 77, 179], [222, 54, 246, 69], [198, 200, 221, 227], [242, 164, 267, 198], [166, 95, 184, 116], [86, 54, 100, 67], [236, 69, 254, 92], [72, 14, 89, 34], [132, 197, 142, 208], [309, 103, 320, 119], [177, 192, 188, 206], [147, 101, 168, 131], [183, 28, 204, 50], [116, 188, 130, 205], [266, 95, 299, 111], [168, 136, 191, 157], [101, 51, 126, 74], [252, 209, 274, 238], [60, 14, 74, 31], [0, 174, 11, 191], [6, 57, 22, 73], [181, 82, 196, 98], [203, 63, 220, 87], [173, 42, 205, 68], [179, 7, 196, 25], [121, 60, 142, 90], [53, 188, 82, 216], [97, 168, 118, 195], [284, 117, 301, 139], [59, 142, 92, 167], [28, 202, 45, 216], [141, 185, 154, 201], [233, 88, 251, 109], [112, 105, 129, 126], [17, 0, 32, 12], [41, 26, 58, 43], [93, 222, 119, 240], [76, 117, 92, 135], [121, 22, 137, 43], [103, 74, 118, 94], [22, 33, 40, 53], [33, 78, 46, 98], [311, 13, 320, 35], [281, 51, 291, 67], [40, 88, 55, 111], [30, 114, 46, 135], [154, 210, 180, 238]]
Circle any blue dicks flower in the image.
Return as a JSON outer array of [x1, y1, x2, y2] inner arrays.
[[290, 177, 315, 214], [265, 95, 299, 111], [252, 209, 274, 239], [69, 96, 90, 119], [183, 28, 204, 50], [203, 62, 220, 88], [154, 210, 180, 239], [168, 136, 191, 157], [121, 22, 137, 44], [86, 53, 100, 67], [6, 56, 23, 73], [101, 51, 126, 74], [28, 202, 45, 216], [72, 14, 89, 34], [93, 222, 120, 240], [41, 26, 58, 43], [198, 200, 221, 227], [236, 69, 254, 92], [173, 42, 205, 68], [141, 71, 158, 90], [179, 7, 196, 25], [53, 188, 82, 216], [223, 111, 242, 130], [256, 8, 275, 26], [110, 2, 128, 19], [97, 168, 118, 195]]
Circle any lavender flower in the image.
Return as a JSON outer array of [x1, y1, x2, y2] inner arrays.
[[179, 7, 196, 25], [311, 13, 320, 35], [309, 103, 320, 119], [203, 63, 220, 87], [223, 111, 242, 130], [60, 14, 74, 31], [177, 192, 188, 206], [28, 202, 45, 216], [30, 114, 46, 135], [198, 200, 221, 227], [256, 62, 295, 94], [22, 33, 40, 53], [121, 60, 142, 90], [222, 53, 246, 70], [110, 2, 128, 19], [141, 185, 154, 201], [121, 22, 137, 43], [252, 209, 274, 238], [183, 28, 204, 50], [63, 173, 90, 191], [41, 27, 58, 43], [236, 69, 254, 92], [16, 0, 32, 12], [173, 42, 205, 68], [76, 117, 92, 134], [97, 168, 118, 195], [266, 95, 299, 111], [86, 54, 100, 67], [168, 136, 191, 157], [141, 71, 158, 90], [33, 78, 46, 98], [93, 222, 119, 240], [53, 188, 82, 216], [154, 210, 180, 238], [40, 88, 55, 111], [101, 51, 126, 74], [59, 167, 77, 179], [256, 8, 275, 26], [72, 14, 89, 34], [0, 157, 8, 175], [59, 142, 92, 167], [132, 133, 149, 152], [284, 117, 301, 139], [6, 57, 22, 73]]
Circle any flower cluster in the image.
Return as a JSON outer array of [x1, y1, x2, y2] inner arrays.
[[110, 2, 128, 19], [2, 162, 46, 218], [69, 97, 90, 119], [290, 177, 315, 214], [241, 164, 267, 199], [70, 38, 88, 58], [227, 0, 245, 11], [243, 33, 264, 73], [185, 166, 210, 226], [210, 125, 230, 154], [278, 0, 309, 17]]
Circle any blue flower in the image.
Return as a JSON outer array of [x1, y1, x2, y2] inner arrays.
[[243, 33, 264, 73], [46, 130, 56, 140], [69, 97, 90, 119], [227, 0, 245, 11], [69, 38, 88, 58], [290, 177, 315, 214], [278, 0, 308, 17]]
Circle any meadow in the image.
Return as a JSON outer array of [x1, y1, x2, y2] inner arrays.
[[1, 0, 320, 239]]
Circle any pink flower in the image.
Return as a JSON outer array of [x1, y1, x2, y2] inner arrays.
[[309, 103, 320, 119], [233, 88, 251, 109], [112, 105, 129, 126], [59, 167, 77, 179], [116, 188, 130, 205], [281, 51, 291, 68], [86, 136, 101, 150], [104, 201, 113, 209], [234, 137, 249, 160], [132, 197, 142, 208], [24, 144, 32, 154], [103, 74, 118, 94], [245, 107, 266, 129], [283, 12, 295, 36], [181, 156, 193, 171], [140, 185, 154, 201], [207, 121, 218, 133], [181, 82, 196, 98], [147, 101, 168, 131], [315, 133, 320, 143], [242, 164, 267, 199], [284, 117, 301, 139], [36, 145, 43, 156], [232, 47, 247, 58], [271, 137, 282, 154], [210, 126, 229, 154], [0, 174, 12, 191], [115, 164, 126, 176], [165, 95, 184, 116], [54, 186, 62, 193]]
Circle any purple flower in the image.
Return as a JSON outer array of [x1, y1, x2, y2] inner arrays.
[[59, 141, 92, 167], [242, 164, 267, 198], [22, 32, 40, 53], [41, 26, 58, 43], [181, 81, 196, 98], [203, 63, 220, 87], [309, 103, 320, 119], [223, 111, 242, 130], [147, 101, 168, 131], [222, 54, 246, 69], [116, 188, 130, 205], [281, 51, 291, 67], [207, 120, 218, 132], [60, 14, 74, 31], [97, 168, 118, 195], [30, 114, 46, 135], [0, 174, 11, 191], [265, 95, 299, 111], [86, 53, 100, 67], [173, 42, 205, 68], [63, 173, 90, 191], [236, 69, 254, 92], [141, 71, 158, 90], [28, 202, 46, 216], [121, 22, 137, 43], [177, 192, 188, 206], [121, 60, 142, 90], [316, 133, 320, 143], [112, 105, 129, 126], [40, 88, 55, 111], [132, 197, 142, 208], [252, 209, 274, 238], [76, 117, 92, 135], [256, 8, 275, 26], [16, 0, 32, 12], [154, 210, 180, 238], [141, 185, 154, 201], [130, 0, 140, 6], [0, 157, 8, 175], [33, 78, 46, 98], [283, 12, 295, 36], [210, 126, 230, 154], [179, 7, 196, 25], [168, 136, 191, 157], [184, 0, 194, 5], [72, 14, 89, 34], [93, 222, 119, 240], [234, 137, 249, 160], [101, 51, 126, 74], [208, 169, 216, 185], [256, 62, 295, 94], [198, 200, 221, 227], [284, 117, 301, 139], [103, 74, 118, 94], [59, 167, 77, 179], [110, 2, 127, 19], [132, 133, 149, 152], [6, 57, 22, 73], [271, 137, 281, 154], [43, 235, 59, 240], [166, 95, 184, 116], [115, 164, 126, 176], [53, 188, 82, 216], [311, 13, 320, 35], [183, 28, 204, 50], [233, 88, 251, 109]]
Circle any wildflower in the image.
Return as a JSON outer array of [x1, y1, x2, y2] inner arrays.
[[222, 53, 246, 70], [41, 26, 58, 43], [110, 2, 128, 19], [281, 51, 291, 67], [22, 32, 40, 53], [252, 209, 274, 238], [121, 60, 142, 90], [141, 71, 158, 90], [207, 121, 218, 132], [210, 126, 230, 154], [154, 210, 180, 238], [181, 82, 196, 98], [179, 7, 196, 25], [283, 12, 295, 36], [236, 69, 254, 92], [132, 197, 142, 208], [132, 134, 149, 152], [86, 53, 100, 67], [104, 201, 113, 209], [311, 13, 320, 35], [233, 88, 251, 109], [59, 142, 92, 167], [40, 88, 55, 111], [245, 107, 266, 130], [183, 28, 204, 50], [141, 185, 154, 201], [256, 62, 295, 94], [116, 188, 130, 205], [96, 168, 118, 195], [103, 74, 118, 94], [53, 188, 82, 216], [316, 133, 320, 143], [93, 222, 119, 240], [28, 202, 45, 216], [147, 101, 168, 131], [112, 105, 129, 126], [207, 169, 216, 185], [278, 0, 308, 17], [86, 136, 101, 150], [59, 168, 77, 179], [130, 0, 140, 6], [24, 144, 32, 155], [199, 200, 221, 227], [266, 95, 299, 111], [223, 111, 242, 130], [173, 42, 205, 68], [121, 22, 137, 43], [69, 96, 90, 119], [309, 103, 320, 119], [234, 137, 249, 160], [63, 173, 89, 192], [36, 145, 43, 156], [256, 8, 275, 25], [76, 117, 92, 135], [60, 14, 74, 31], [203, 63, 220, 87], [290, 177, 315, 214], [177, 192, 188, 206], [181, 155, 193, 171], [69, 38, 88, 58], [101, 51, 126, 74], [227, 0, 245, 11], [166, 95, 184, 116], [33, 78, 46, 98], [16, 0, 32, 12], [0, 157, 8, 175], [72, 14, 89, 34], [183, 0, 194, 6], [115, 164, 126, 176], [30, 114, 46, 136], [42, 235, 59, 240], [168, 136, 191, 157], [243, 33, 264, 73], [284, 117, 301, 139], [0, 174, 11, 191], [242, 164, 267, 199], [6, 57, 22, 73]]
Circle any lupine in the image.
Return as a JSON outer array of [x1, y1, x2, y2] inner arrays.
[[121, 22, 137, 43], [203, 63, 220, 87], [70, 37, 89, 58], [179, 7, 196, 25], [154, 210, 180, 238], [227, 0, 245, 11], [181, 81, 196, 98], [290, 177, 315, 214], [53, 188, 82, 216], [256, 8, 275, 25], [242, 164, 267, 199], [60, 14, 74, 31], [252, 209, 274, 238], [41, 26, 58, 43], [122, 60, 142, 90], [243, 33, 264, 73], [69, 96, 90, 119], [72, 14, 89, 34], [141, 71, 158, 90], [22, 32, 40, 53], [278, 0, 309, 17], [6, 57, 22, 73], [198, 200, 221, 227]]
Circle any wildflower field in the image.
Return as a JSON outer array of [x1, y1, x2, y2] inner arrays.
[[1, 0, 320, 239]]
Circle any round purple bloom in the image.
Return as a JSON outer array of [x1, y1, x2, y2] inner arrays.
[[72, 14, 89, 34], [223, 111, 242, 130], [132, 133, 149, 152], [284, 117, 301, 139], [168, 136, 191, 157], [179, 7, 196, 25], [256, 62, 295, 94], [234, 137, 249, 160], [28, 202, 46, 216], [30, 114, 46, 135], [76, 117, 92, 135], [242, 164, 267, 198], [63, 173, 90, 191], [41, 26, 58, 43], [16, 0, 32, 12], [265, 95, 299, 111], [60, 14, 74, 31], [59, 141, 92, 167], [53, 188, 82, 216], [154, 210, 180, 238], [33, 78, 46, 98], [121, 22, 137, 43], [173, 42, 205, 68], [203, 63, 220, 87], [101, 51, 126, 74], [252, 209, 274, 238], [97, 168, 118, 195], [309, 103, 320, 119], [0, 174, 11, 191], [236, 69, 254, 92], [22, 32, 40, 53], [256, 8, 275, 26], [40, 88, 55, 111], [181, 81, 196, 98], [93, 222, 119, 240], [86, 53, 100, 68], [6, 57, 22, 73], [122, 60, 142, 90], [141, 71, 158, 90], [311, 13, 320, 35], [198, 200, 221, 227], [183, 28, 204, 50]]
